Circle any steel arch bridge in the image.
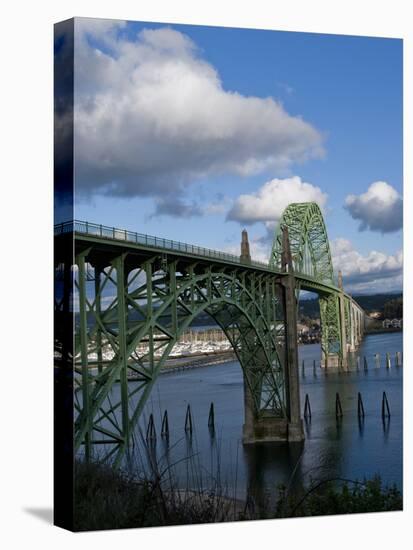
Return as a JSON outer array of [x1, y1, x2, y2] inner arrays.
[[270, 202, 364, 365], [54, 203, 364, 465]]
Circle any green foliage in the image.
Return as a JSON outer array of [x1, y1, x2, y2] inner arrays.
[[74, 461, 402, 531], [298, 314, 320, 328], [74, 461, 151, 530], [355, 293, 402, 315], [275, 476, 402, 518], [74, 460, 236, 531], [300, 293, 403, 319], [383, 296, 403, 319], [298, 299, 320, 319]]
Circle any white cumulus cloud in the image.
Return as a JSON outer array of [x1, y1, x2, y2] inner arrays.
[[222, 233, 402, 294], [344, 181, 402, 233], [331, 237, 403, 293], [227, 176, 327, 225], [70, 20, 324, 199]]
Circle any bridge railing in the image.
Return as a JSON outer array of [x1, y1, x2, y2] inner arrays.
[[54, 221, 361, 303], [55, 220, 271, 270]]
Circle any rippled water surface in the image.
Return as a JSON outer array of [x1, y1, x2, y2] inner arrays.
[[122, 332, 402, 502]]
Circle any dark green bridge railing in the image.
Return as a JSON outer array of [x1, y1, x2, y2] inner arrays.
[[55, 220, 271, 270], [54, 220, 349, 297]]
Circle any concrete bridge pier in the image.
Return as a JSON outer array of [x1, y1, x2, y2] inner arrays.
[[242, 377, 289, 443], [322, 353, 341, 368], [338, 293, 348, 368], [349, 304, 356, 353], [320, 271, 367, 369], [242, 376, 303, 443], [281, 226, 305, 441], [242, 226, 304, 444], [337, 271, 349, 368]]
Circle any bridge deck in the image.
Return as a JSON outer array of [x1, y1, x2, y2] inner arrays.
[[55, 220, 358, 304]]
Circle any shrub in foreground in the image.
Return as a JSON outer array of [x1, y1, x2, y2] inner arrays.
[[74, 461, 402, 531]]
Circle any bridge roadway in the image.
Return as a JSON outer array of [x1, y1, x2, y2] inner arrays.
[[55, 219, 360, 305]]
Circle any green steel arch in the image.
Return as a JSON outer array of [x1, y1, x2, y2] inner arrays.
[[69, 251, 288, 466], [55, 214, 365, 467], [270, 202, 343, 363], [270, 202, 334, 284]]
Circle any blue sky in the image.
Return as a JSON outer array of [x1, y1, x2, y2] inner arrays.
[[72, 18, 403, 294]]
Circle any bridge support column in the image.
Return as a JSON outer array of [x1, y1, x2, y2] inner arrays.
[[349, 303, 356, 352], [360, 311, 365, 342], [242, 227, 304, 444], [282, 267, 305, 441], [77, 253, 92, 462], [242, 376, 256, 439], [337, 271, 348, 368], [338, 293, 348, 368], [353, 307, 359, 348], [242, 376, 288, 442]]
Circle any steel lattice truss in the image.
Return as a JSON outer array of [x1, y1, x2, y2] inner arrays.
[[59, 250, 288, 465], [54, 204, 365, 465], [270, 202, 334, 284], [269, 202, 362, 363]]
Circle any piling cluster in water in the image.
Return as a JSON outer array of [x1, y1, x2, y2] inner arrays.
[[303, 390, 392, 421], [144, 347, 402, 443], [300, 351, 402, 377], [146, 402, 216, 442]]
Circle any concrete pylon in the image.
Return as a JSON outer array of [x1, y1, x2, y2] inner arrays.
[[349, 302, 356, 352], [338, 293, 348, 367], [338, 270, 343, 290], [242, 226, 304, 444], [337, 270, 348, 367], [281, 227, 304, 440], [240, 229, 251, 263]]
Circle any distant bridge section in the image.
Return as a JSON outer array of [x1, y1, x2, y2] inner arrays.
[[270, 202, 364, 366]]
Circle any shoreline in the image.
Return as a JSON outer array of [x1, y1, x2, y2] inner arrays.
[[364, 328, 403, 335], [159, 351, 237, 375], [82, 330, 403, 380]]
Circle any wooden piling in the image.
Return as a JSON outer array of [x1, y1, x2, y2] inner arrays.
[[386, 353, 391, 369], [374, 353, 380, 368], [363, 356, 368, 371], [185, 404, 193, 433], [304, 393, 312, 419], [395, 351, 401, 367], [208, 402, 215, 429], [357, 392, 365, 418], [335, 392, 343, 418], [161, 410, 169, 437], [356, 357, 360, 370], [382, 392, 391, 418], [146, 413, 156, 440], [313, 359, 316, 375], [302, 359, 305, 376]]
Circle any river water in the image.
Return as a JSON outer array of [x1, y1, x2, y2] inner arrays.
[[119, 332, 403, 505]]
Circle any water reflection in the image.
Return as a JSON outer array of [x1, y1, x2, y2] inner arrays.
[[382, 416, 391, 440], [243, 441, 305, 515], [304, 416, 312, 437], [83, 332, 402, 502], [358, 416, 365, 438]]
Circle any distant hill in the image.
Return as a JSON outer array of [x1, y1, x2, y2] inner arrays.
[[298, 292, 403, 319], [353, 293, 402, 314], [77, 292, 402, 329], [298, 298, 320, 318], [196, 294, 403, 324]]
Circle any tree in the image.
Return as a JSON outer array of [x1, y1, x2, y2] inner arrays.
[[383, 296, 403, 319]]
